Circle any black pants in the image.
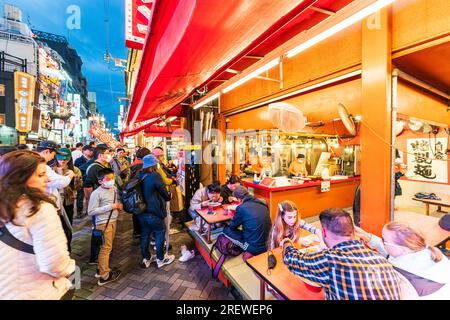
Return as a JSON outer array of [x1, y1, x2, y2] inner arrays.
[[132, 214, 141, 236], [90, 217, 100, 262], [64, 204, 74, 225], [59, 212, 72, 252], [76, 190, 84, 216]]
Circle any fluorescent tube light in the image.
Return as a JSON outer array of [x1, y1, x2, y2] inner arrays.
[[192, 92, 220, 110], [286, 0, 395, 58], [222, 58, 280, 93]]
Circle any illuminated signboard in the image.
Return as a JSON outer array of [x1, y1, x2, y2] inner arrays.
[[125, 0, 156, 50], [14, 71, 35, 132], [89, 124, 121, 149]]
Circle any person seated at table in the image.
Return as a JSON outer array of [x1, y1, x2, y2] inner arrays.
[[248, 148, 263, 175], [188, 181, 222, 231], [223, 186, 271, 258], [355, 222, 450, 299], [288, 154, 308, 177], [268, 201, 321, 250], [282, 208, 402, 300], [220, 175, 241, 204]]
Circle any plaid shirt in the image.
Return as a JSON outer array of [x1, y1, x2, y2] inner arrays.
[[283, 240, 402, 300]]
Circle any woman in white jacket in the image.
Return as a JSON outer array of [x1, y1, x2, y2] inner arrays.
[[0, 150, 75, 299], [356, 222, 450, 300]]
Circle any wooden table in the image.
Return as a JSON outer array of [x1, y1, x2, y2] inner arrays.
[[196, 204, 235, 243], [246, 246, 324, 300], [412, 194, 450, 216], [395, 211, 450, 247]]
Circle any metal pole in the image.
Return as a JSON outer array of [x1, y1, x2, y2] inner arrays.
[[390, 69, 398, 222]]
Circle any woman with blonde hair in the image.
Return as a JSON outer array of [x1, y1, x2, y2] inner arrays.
[[268, 201, 321, 250], [356, 221, 450, 299]]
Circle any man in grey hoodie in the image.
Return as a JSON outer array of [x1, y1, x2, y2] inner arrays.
[[88, 168, 122, 286]]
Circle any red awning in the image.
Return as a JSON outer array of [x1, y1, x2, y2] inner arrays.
[[127, 0, 319, 126]]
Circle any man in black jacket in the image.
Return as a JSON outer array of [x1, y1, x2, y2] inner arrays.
[[223, 186, 272, 256]]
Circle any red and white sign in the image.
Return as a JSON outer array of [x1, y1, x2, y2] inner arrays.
[[125, 0, 156, 50], [89, 125, 121, 149]]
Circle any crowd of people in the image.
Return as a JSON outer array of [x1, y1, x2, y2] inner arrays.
[[0, 141, 449, 300], [0, 141, 179, 299]]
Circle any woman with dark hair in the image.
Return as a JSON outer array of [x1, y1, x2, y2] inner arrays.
[[138, 154, 174, 269], [0, 150, 75, 299], [55, 148, 82, 250], [220, 175, 241, 204]]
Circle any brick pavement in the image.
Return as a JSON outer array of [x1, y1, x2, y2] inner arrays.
[[70, 213, 235, 300]]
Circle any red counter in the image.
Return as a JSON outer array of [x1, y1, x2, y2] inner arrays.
[[242, 177, 360, 221]]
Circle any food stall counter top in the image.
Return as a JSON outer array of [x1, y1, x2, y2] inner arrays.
[[242, 176, 360, 192]]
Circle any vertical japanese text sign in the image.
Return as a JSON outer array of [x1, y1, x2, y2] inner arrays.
[[14, 71, 35, 132]]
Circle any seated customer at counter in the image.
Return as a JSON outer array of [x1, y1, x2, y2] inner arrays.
[[188, 181, 222, 231], [223, 186, 271, 257], [268, 201, 321, 250], [355, 222, 450, 299], [282, 208, 402, 300], [288, 154, 308, 177], [220, 175, 241, 204]]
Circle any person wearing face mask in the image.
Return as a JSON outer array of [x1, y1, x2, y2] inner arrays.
[[83, 145, 112, 265], [88, 168, 122, 286], [55, 148, 83, 251], [355, 222, 450, 299], [288, 154, 308, 177]]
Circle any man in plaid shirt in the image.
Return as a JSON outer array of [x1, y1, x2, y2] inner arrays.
[[282, 208, 402, 300]]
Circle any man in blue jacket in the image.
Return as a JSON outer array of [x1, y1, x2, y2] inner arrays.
[[223, 186, 272, 256]]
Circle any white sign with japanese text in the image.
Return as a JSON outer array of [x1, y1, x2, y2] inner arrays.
[[406, 138, 447, 183]]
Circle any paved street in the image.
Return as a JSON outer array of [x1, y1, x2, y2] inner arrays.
[[71, 213, 235, 300]]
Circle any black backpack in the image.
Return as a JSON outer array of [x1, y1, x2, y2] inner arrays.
[[121, 174, 148, 214]]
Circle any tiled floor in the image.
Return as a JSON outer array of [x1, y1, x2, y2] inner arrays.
[[70, 213, 235, 300]]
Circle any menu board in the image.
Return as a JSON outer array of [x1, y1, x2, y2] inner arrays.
[[14, 71, 35, 132], [177, 149, 186, 196], [406, 138, 447, 183]]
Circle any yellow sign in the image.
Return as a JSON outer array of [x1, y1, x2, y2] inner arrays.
[[14, 71, 35, 132], [180, 145, 201, 150]]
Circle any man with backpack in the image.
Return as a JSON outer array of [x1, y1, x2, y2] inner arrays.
[[83, 145, 112, 264], [74, 145, 94, 217], [223, 186, 272, 257]]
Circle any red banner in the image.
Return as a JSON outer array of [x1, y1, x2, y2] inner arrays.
[[89, 125, 121, 149], [125, 0, 156, 50]]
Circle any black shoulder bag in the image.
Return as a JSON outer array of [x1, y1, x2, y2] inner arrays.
[[91, 191, 116, 247], [0, 225, 34, 254]]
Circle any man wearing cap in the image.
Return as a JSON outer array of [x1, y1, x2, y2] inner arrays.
[[223, 186, 272, 257], [74, 145, 94, 217], [37, 141, 75, 250], [288, 153, 308, 177]]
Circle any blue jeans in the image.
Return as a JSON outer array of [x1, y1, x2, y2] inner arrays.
[[137, 213, 166, 261]]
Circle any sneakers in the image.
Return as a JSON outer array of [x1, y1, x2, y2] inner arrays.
[[178, 245, 195, 262], [88, 258, 98, 265], [140, 256, 157, 269], [97, 270, 121, 286], [95, 267, 119, 278], [157, 254, 175, 268]]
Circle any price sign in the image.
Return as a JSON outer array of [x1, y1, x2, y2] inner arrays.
[[321, 180, 330, 193]]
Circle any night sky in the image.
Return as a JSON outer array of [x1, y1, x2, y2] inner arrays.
[[2, 0, 127, 135]]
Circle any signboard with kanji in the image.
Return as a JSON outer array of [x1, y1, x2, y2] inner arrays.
[[14, 71, 35, 132], [89, 125, 121, 149], [125, 0, 156, 50], [406, 138, 447, 183]]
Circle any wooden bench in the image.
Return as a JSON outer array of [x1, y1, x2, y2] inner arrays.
[[185, 221, 276, 300]]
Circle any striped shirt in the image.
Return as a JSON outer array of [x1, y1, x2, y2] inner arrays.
[[283, 240, 402, 300]]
